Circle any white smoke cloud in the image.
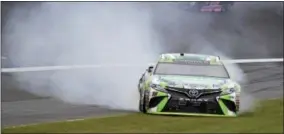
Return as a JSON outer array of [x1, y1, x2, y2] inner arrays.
[[3, 2, 161, 111], [3, 2, 281, 113]]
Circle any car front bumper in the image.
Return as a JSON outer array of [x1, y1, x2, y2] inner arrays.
[[146, 88, 239, 117]]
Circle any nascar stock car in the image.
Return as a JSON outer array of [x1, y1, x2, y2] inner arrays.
[[138, 53, 241, 117]]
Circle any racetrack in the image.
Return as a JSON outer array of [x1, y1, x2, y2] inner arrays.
[[1, 2, 283, 127], [2, 63, 283, 127]]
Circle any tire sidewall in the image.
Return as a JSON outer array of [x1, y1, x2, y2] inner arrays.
[[139, 91, 147, 113]]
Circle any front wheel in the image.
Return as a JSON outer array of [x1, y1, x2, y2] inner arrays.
[[139, 92, 147, 113]]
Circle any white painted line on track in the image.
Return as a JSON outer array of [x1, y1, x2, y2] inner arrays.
[[6, 113, 131, 129]]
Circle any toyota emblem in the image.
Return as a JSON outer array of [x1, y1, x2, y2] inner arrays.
[[188, 89, 199, 98]]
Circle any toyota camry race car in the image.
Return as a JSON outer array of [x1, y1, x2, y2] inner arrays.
[[138, 53, 241, 117]]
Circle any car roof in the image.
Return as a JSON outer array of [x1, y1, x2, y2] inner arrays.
[[158, 53, 223, 65]]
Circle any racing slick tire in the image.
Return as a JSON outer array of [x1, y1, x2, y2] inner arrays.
[[139, 91, 147, 113]]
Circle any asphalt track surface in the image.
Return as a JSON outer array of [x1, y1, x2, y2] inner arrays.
[[1, 2, 283, 127]]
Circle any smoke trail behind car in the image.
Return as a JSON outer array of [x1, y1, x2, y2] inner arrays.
[[2, 2, 161, 111], [2, 2, 282, 112]]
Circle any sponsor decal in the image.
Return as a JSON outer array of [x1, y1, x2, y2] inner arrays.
[[185, 83, 207, 89], [172, 59, 210, 64], [178, 98, 209, 106], [186, 98, 209, 102], [178, 98, 187, 105]]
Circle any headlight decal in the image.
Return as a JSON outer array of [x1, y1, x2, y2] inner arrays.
[[150, 83, 167, 92], [221, 88, 236, 95]]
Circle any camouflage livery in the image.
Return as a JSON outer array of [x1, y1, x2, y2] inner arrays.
[[138, 53, 241, 117]]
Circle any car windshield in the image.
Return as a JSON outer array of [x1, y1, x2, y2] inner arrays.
[[154, 62, 229, 78]]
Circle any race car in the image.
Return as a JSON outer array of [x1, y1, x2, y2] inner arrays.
[[187, 1, 235, 12], [138, 53, 241, 117]]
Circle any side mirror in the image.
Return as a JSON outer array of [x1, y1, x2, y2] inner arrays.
[[146, 66, 154, 73]]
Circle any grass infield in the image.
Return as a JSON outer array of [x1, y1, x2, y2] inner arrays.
[[2, 99, 283, 133]]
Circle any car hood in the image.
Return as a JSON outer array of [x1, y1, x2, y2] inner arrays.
[[152, 75, 236, 90]]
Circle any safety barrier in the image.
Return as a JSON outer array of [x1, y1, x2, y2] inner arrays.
[[1, 58, 283, 73]]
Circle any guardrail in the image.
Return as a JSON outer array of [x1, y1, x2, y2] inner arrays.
[[1, 58, 283, 73]]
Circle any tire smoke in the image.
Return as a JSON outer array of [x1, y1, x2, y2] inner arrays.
[[2, 2, 161, 111], [2, 2, 281, 112]]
